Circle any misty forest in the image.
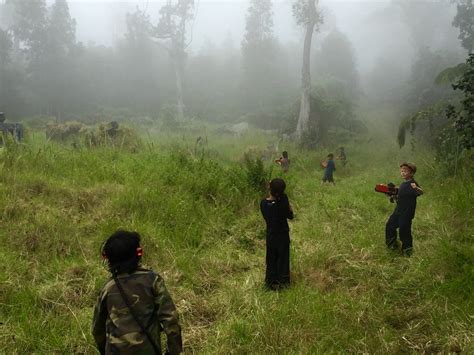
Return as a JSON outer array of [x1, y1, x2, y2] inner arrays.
[[0, 0, 473, 353]]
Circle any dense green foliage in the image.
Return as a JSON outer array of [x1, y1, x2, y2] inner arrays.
[[452, 0, 474, 54], [397, 53, 473, 174], [447, 53, 474, 150], [0, 123, 472, 353]]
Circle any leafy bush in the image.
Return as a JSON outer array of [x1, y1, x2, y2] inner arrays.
[[243, 152, 270, 193]]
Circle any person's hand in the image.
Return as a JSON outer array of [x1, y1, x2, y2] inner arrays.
[[411, 183, 423, 194]]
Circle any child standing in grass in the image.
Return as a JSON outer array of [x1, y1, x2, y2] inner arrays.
[[322, 153, 336, 184], [260, 178, 294, 290], [385, 163, 423, 256], [92, 230, 182, 354], [337, 147, 347, 166], [275, 151, 290, 173]]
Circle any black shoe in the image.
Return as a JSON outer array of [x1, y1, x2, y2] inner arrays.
[[402, 248, 413, 257], [265, 283, 279, 291], [387, 241, 400, 251]]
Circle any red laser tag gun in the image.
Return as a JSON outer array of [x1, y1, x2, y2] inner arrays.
[[375, 183, 398, 203]]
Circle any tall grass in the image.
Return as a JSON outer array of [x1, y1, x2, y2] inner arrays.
[[0, 126, 472, 353]]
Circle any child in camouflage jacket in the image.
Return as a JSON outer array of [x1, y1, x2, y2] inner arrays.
[[92, 230, 182, 354]]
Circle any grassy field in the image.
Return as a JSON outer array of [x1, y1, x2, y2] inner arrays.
[[0, 122, 472, 353]]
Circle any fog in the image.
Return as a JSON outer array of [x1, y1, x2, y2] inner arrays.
[[62, 0, 461, 73], [0, 0, 468, 138]]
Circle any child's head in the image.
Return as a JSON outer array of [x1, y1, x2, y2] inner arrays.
[[269, 178, 286, 198], [102, 230, 143, 275], [327, 153, 334, 159], [282, 151, 288, 158], [399, 162, 416, 179]]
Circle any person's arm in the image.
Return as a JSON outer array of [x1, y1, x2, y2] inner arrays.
[[288, 202, 294, 220], [154, 275, 183, 355], [280, 194, 294, 219], [91, 290, 108, 355], [410, 182, 423, 195], [260, 200, 266, 219]]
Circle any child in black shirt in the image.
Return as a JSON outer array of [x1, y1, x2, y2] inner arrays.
[[385, 162, 423, 256], [260, 178, 294, 290]]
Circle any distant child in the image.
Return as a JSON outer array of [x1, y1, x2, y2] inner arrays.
[[275, 151, 290, 173], [322, 153, 336, 184], [260, 178, 294, 290], [385, 163, 423, 256], [337, 147, 347, 166], [92, 230, 182, 354]]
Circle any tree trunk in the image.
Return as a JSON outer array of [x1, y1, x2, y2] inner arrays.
[[173, 55, 185, 122], [295, 0, 317, 142]]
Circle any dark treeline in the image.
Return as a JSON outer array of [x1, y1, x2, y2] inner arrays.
[[0, 0, 471, 148]]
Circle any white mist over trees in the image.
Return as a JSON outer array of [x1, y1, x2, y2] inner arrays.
[[241, 0, 278, 111], [152, 0, 194, 122], [452, 0, 474, 54], [314, 29, 358, 100], [0, 0, 468, 145]]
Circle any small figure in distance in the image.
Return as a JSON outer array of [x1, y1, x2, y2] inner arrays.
[[322, 153, 336, 185], [0, 112, 24, 143], [336, 146, 347, 167], [260, 178, 294, 291], [106, 121, 119, 138], [92, 230, 183, 354], [385, 163, 423, 256], [275, 151, 290, 173]]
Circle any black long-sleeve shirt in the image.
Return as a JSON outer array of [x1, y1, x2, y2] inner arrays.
[[260, 194, 294, 244], [394, 179, 422, 218]]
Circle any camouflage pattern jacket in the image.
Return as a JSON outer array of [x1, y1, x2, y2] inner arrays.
[[92, 268, 182, 354]]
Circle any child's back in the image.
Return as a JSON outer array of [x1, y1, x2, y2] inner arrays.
[[92, 231, 182, 354], [260, 179, 294, 290], [260, 193, 293, 239]]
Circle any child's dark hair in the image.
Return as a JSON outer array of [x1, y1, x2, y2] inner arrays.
[[270, 178, 286, 197], [282, 151, 288, 158], [102, 230, 142, 275], [327, 153, 334, 159]]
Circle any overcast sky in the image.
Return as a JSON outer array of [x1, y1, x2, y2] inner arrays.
[[43, 0, 459, 75], [63, 0, 388, 47]]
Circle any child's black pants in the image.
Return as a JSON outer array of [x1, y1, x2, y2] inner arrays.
[[385, 212, 413, 251], [265, 240, 290, 287]]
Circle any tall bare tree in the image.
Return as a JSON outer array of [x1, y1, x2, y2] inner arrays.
[[293, 0, 322, 142], [152, 0, 194, 122], [241, 0, 277, 111]]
